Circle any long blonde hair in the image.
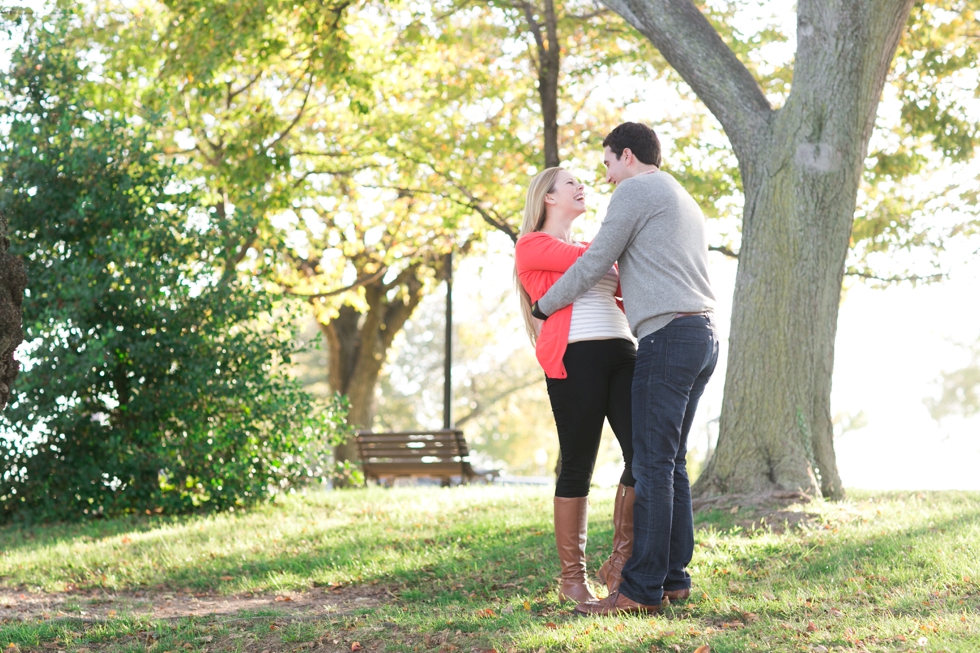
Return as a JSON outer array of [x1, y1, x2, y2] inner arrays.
[[514, 167, 564, 345]]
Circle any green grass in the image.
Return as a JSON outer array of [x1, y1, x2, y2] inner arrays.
[[1, 487, 979, 652]]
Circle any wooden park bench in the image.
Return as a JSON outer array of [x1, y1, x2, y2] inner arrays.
[[355, 429, 498, 486]]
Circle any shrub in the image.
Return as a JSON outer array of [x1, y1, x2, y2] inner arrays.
[[0, 15, 350, 523]]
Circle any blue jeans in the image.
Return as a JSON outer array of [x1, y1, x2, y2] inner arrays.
[[618, 314, 718, 606]]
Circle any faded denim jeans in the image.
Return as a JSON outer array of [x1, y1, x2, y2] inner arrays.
[[618, 314, 718, 606]]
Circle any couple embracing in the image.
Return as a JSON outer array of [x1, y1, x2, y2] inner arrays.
[[514, 122, 719, 616]]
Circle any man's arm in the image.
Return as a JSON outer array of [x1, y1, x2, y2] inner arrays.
[[535, 185, 640, 317]]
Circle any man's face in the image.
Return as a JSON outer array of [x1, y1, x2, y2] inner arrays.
[[603, 146, 630, 185]]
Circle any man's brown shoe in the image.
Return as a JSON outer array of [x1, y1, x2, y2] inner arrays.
[[573, 590, 661, 616], [663, 588, 691, 602]]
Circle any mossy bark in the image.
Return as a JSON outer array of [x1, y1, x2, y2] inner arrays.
[[0, 212, 26, 412], [600, 0, 916, 499]]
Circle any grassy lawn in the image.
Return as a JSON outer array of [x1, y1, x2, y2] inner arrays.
[[1, 486, 979, 652]]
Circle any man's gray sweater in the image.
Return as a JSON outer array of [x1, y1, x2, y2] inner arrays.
[[537, 171, 715, 340]]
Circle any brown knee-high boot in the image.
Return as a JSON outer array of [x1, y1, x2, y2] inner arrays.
[[553, 497, 597, 603], [597, 484, 635, 593]]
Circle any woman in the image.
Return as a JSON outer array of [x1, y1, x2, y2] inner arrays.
[[514, 167, 637, 602]]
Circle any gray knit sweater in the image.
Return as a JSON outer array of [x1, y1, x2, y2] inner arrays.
[[537, 171, 715, 340]]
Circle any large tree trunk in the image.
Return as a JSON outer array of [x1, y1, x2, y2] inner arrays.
[[516, 0, 561, 168], [317, 266, 426, 481], [601, 0, 915, 499], [0, 212, 26, 411], [538, 0, 561, 169]]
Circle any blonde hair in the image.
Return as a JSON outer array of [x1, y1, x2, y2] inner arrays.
[[514, 167, 564, 345]]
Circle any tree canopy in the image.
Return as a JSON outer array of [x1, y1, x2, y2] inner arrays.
[[2, 0, 978, 503], [0, 13, 349, 521]]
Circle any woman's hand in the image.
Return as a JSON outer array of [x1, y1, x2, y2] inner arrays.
[[532, 317, 544, 337]]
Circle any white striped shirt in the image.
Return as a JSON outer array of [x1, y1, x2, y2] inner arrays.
[[567, 267, 634, 343]]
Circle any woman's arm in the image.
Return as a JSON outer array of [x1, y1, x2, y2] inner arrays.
[[515, 233, 587, 274]]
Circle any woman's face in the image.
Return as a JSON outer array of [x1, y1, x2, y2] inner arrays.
[[545, 170, 586, 218]]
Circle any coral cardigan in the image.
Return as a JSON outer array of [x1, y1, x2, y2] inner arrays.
[[515, 232, 625, 379]]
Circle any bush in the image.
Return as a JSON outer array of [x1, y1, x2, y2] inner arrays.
[[0, 15, 350, 523]]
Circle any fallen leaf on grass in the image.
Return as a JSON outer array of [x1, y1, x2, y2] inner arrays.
[[476, 609, 495, 618], [523, 600, 531, 611], [615, 623, 625, 632], [501, 605, 514, 615], [107, 610, 117, 618], [544, 622, 557, 629], [694, 646, 710, 653], [806, 622, 817, 632], [351, 643, 362, 652], [219, 576, 234, 581], [274, 596, 293, 602]]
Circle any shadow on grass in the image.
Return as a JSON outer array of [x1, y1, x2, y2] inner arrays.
[[0, 488, 571, 599], [4, 489, 980, 653]]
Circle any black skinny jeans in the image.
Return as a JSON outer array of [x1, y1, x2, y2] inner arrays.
[[546, 338, 636, 498]]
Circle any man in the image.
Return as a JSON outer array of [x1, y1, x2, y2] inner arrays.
[[531, 122, 718, 616]]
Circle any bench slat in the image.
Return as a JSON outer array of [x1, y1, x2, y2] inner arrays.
[[362, 463, 472, 475], [359, 445, 464, 454], [355, 429, 484, 484], [357, 437, 459, 445]]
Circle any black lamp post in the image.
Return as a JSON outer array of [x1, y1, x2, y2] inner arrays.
[[443, 251, 453, 431]]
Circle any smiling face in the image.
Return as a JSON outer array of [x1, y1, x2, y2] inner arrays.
[[544, 169, 586, 218], [603, 146, 632, 185]]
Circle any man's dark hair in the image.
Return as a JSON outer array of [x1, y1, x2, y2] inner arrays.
[[602, 122, 662, 167]]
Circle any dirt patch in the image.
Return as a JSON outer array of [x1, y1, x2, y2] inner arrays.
[[694, 490, 818, 533], [0, 583, 390, 623], [734, 508, 816, 533]]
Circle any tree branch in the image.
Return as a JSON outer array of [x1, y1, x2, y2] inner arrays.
[[844, 267, 946, 284], [455, 375, 542, 427], [599, 0, 772, 159], [265, 63, 315, 151], [367, 184, 519, 243], [226, 74, 261, 108], [219, 232, 257, 287], [565, 6, 611, 21], [280, 267, 390, 299], [709, 244, 739, 259]]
